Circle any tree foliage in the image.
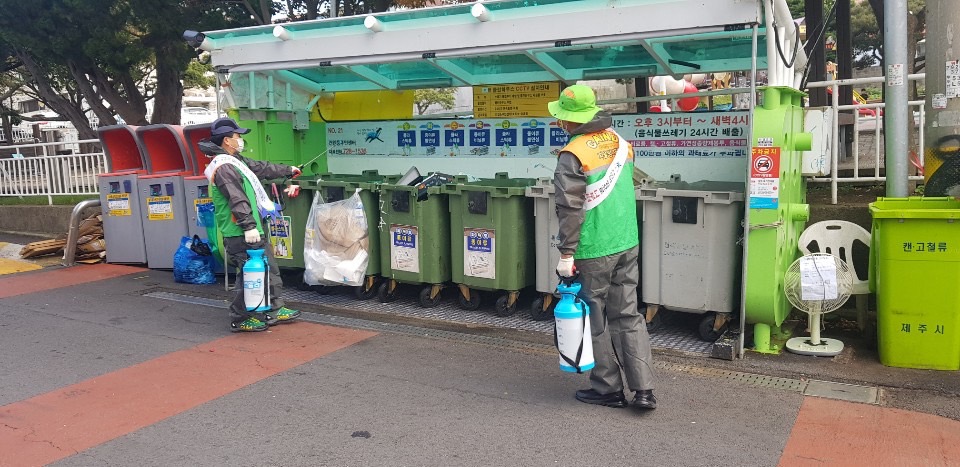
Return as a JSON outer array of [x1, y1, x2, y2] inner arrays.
[[184, 59, 216, 90], [414, 88, 457, 115]]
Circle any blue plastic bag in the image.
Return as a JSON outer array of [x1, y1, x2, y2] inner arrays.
[[173, 235, 216, 285]]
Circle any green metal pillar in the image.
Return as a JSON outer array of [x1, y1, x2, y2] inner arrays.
[[744, 86, 812, 353]]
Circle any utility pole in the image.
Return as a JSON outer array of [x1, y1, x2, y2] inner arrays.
[[804, 0, 826, 107], [884, 0, 909, 197], [922, 0, 960, 196]]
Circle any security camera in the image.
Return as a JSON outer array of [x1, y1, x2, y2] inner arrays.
[[183, 30, 213, 51]]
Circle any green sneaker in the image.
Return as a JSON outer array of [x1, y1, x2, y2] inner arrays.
[[231, 316, 268, 333], [266, 307, 301, 325]]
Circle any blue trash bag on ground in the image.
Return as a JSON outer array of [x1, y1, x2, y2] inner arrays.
[[173, 235, 216, 285]]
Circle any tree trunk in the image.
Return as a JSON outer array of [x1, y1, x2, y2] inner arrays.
[[151, 45, 186, 125], [67, 62, 118, 127], [259, 0, 272, 23], [1, 106, 13, 145], [307, 0, 320, 19], [16, 51, 97, 140]]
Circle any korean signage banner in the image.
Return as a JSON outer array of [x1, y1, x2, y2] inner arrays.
[[325, 111, 750, 161]]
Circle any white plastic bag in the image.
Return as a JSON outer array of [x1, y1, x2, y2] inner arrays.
[[303, 189, 369, 286]]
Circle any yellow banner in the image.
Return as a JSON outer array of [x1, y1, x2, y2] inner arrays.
[[473, 82, 560, 119]]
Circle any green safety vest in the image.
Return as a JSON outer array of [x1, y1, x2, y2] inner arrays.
[[210, 167, 264, 238], [561, 129, 639, 260]]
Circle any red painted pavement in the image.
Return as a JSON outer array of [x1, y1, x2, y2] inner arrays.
[[0, 323, 377, 467], [780, 397, 960, 466], [0, 263, 145, 298]]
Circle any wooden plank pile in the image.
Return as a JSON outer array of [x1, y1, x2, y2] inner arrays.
[[19, 214, 106, 264]]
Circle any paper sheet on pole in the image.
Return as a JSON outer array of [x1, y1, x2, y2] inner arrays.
[[799, 255, 839, 301], [947, 61, 960, 99], [887, 64, 904, 87]]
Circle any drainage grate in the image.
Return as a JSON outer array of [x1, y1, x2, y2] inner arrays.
[[282, 288, 714, 356], [654, 361, 808, 392], [142, 290, 880, 404]]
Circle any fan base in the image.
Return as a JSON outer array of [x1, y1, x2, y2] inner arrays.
[[785, 337, 844, 357]]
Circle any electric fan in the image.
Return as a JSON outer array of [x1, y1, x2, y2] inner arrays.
[[783, 253, 854, 356]]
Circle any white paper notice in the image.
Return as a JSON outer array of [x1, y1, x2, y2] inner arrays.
[[887, 64, 904, 87], [947, 60, 960, 99], [800, 255, 839, 301], [934, 93, 948, 110]]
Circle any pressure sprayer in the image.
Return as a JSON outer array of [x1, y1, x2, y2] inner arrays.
[[243, 249, 271, 312], [554, 271, 594, 373]]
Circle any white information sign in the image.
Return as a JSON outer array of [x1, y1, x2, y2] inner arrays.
[[887, 64, 904, 87], [947, 60, 960, 99], [799, 255, 839, 301], [390, 224, 420, 274], [325, 111, 750, 161], [464, 228, 495, 279], [934, 93, 948, 110]]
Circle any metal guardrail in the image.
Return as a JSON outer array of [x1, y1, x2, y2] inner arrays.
[[62, 198, 101, 267], [0, 139, 106, 205], [806, 74, 927, 204]]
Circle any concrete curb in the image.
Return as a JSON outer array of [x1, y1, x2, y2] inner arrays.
[[0, 205, 102, 235]]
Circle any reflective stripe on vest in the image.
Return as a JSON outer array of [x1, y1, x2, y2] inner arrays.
[[583, 136, 630, 211]]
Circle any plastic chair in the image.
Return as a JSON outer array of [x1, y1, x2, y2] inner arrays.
[[797, 220, 872, 332]]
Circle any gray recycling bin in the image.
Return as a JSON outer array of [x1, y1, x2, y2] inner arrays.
[[636, 182, 745, 341], [97, 125, 149, 264], [525, 179, 561, 320]]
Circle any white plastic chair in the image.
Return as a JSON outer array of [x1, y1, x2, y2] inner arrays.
[[797, 220, 872, 332]]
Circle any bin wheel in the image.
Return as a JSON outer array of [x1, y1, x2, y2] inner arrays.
[[646, 309, 664, 334], [458, 289, 482, 310], [698, 313, 727, 342], [529, 296, 555, 321], [354, 277, 379, 300], [377, 281, 399, 303], [495, 295, 517, 317], [418, 286, 442, 308]]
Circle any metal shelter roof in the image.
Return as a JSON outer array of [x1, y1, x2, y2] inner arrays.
[[202, 0, 768, 92]]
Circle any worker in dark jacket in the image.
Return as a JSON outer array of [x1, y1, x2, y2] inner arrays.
[[198, 117, 302, 332], [550, 85, 657, 409]]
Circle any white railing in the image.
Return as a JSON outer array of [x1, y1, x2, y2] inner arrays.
[[806, 74, 926, 204], [0, 127, 38, 144], [0, 139, 106, 205]]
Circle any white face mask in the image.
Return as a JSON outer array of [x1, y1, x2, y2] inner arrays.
[[232, 137, 245, 152]]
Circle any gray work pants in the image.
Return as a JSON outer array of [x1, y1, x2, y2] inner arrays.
[[575, 245, 655, 394], [223, 234, 286, 323]]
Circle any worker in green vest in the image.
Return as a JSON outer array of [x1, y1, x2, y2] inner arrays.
[[550, 85, 657, 410], [198, 117, 302, 332]]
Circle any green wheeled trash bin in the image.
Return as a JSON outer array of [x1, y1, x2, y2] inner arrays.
[[264, 175, 317, 288], [444, 173, 537, 317], [869, 197, 960, 370], [377, 176, 452, 307], [305, 170, 397, 300]]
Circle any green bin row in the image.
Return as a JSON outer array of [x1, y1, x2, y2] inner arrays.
[[269, 170, 540, 315], [376, 173, 539, 315]]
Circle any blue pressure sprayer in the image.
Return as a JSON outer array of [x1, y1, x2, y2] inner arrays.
[[243, 249, 271, 312], [554, 270, 595, 373]]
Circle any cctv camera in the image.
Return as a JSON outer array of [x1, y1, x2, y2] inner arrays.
[[183, 30, 213, 51]]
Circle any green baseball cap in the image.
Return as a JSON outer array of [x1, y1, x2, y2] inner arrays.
[[548, 84, 602, 124]]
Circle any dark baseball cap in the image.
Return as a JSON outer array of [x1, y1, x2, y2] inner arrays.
[[210, 117, 250, 137]]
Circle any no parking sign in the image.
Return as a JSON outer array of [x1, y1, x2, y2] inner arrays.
[[750, 147, 780, 209]]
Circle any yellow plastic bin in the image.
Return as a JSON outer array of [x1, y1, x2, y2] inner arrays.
[[869, 197, 960, 370]]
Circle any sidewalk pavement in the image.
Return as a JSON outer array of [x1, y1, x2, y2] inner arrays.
[[2, 257, 960, 465]]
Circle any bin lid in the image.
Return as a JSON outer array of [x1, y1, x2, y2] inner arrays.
[[635, 180, 745, 203], [869, 197, 960, 219]]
